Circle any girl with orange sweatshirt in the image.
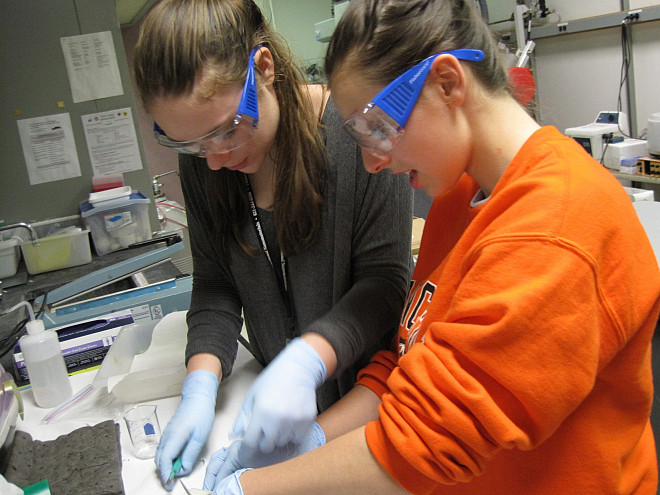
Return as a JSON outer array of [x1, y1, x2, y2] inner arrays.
[[205, 0, 660, 493]]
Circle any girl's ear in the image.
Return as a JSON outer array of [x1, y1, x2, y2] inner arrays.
[[428, 54, 468, 106], [254, 46, 276, 86]]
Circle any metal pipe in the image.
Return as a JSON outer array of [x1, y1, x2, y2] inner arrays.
[[0, 222, 38, 244], [152, 170, 180, 198]]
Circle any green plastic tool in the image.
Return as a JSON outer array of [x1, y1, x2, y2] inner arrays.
[[23, 480, 51, 495]]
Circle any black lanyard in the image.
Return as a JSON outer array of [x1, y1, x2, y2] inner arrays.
[[243, 174, 288, 293], [243, 174, 296, 339]]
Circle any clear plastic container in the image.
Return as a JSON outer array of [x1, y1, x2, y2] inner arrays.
[[0, 238, 21, 279], [80, 191, 152, 256]]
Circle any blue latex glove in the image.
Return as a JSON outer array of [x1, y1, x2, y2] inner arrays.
[[155, 370, 219, 490], [209, 468, 252, 495], [230, 337, 327, 454], [204, 422, 325, 489]]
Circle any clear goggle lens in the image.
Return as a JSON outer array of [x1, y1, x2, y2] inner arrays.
[[342, 104, 402, 156], [155, 114, 257, 157]]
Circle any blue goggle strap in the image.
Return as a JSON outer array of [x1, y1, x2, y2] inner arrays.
[[237, 46, 261, 123], [372, 48, 484, 128], [154, 121, 166, 137]]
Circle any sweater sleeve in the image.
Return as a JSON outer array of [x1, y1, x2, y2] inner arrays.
[[365, 238, 613, 493], [179, 155, 243, 379], [306, 99, 414, 374], [309, 164, 413, 373]]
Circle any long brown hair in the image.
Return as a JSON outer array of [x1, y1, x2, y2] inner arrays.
[[134, 0, 326, 256], [325, 0, 510, 97]]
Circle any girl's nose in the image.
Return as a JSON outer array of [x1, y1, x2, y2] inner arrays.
[[205, 150, 232, 170], [361, 150, 391, 174]]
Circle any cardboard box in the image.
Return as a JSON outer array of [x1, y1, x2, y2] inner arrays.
[[412, 217, 425, 255]]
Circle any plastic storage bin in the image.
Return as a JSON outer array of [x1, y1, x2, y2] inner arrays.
[[20, 227, 92, 275], [11, 216, 92, 275], [0, 238, 21, 279], [80, 191, 151, 256]]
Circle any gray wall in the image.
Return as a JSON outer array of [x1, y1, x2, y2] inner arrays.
[[0, 0, 155, 228]]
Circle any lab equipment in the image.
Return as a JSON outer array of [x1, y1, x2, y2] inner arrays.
[[623, 186, 654, 202], [167, 457, 182, 489], [602, 138, 647, 170], [12, 301, 72, 408], [155, 370, 219, 488], [13, 311, 136, 386], [180, 480, 193, 495], [33, 233, 188, 329], [620, 157, 640, 175], [231, 337, 326, 453], [647, 113, 660, 156], [564, 111, 629, 160], [637, 156, 660, 177], [39, 317, 158, 425], [0, 363, 22, 473], [123, 404, 162, 459]]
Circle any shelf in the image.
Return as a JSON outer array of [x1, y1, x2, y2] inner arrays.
[[612, 172, 660, 184], [530, 5, 660, 40]]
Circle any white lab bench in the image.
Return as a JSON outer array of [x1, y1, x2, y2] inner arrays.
[[11, 202, 660, 494], [14, 311, 261, 495]]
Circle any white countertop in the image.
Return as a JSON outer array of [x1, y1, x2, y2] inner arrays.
[[15, 311, 261, 495]]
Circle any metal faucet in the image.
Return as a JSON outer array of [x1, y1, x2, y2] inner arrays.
[[0, 222, 38, 245], [152, 170, 180, 199]]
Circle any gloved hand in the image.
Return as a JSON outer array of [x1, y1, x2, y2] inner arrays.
[[208, 468, 252, 495], [204, 421, 325, 488], [230, 337, 327, 454], [155, 370, 219, 490]]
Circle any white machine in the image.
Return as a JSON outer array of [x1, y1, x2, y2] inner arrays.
[[565, 111, 629, 160], [648, 112, 660, 156]]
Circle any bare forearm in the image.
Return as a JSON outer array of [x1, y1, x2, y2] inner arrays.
[[301, 332, 338, 377], [240, 427, 408, 495], [317, 384, 381, 441], [186, 352, 222, 379]]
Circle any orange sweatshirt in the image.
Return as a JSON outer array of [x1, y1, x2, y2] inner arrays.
[[357, 126, 660, 494]]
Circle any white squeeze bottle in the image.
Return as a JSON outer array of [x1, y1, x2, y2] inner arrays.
[[19, 309, 73, 408]]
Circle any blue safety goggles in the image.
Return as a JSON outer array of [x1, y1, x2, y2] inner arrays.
[[342, 49, 484, 156], [153, 46, 261, 157]]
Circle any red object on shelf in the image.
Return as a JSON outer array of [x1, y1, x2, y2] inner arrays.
[[92, 174, 125, 192], [508, 67, 536, 107]]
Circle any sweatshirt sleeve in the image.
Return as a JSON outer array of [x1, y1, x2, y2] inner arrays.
[[356, 349, 399, 398], [364, 238, 614, 493]]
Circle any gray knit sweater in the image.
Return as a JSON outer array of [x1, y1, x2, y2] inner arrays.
[[181, 98, 413, 411]]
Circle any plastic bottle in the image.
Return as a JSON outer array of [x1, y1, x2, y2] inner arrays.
[[13, 302, 73, 408]]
